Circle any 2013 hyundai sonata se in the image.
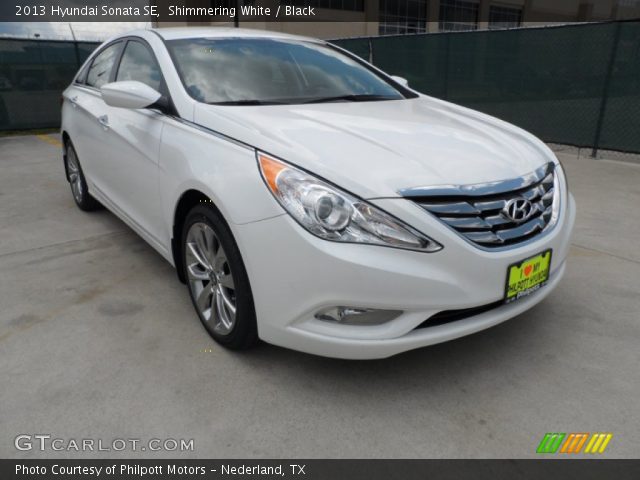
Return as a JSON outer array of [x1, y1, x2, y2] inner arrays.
[[61, 28, 575, 359]]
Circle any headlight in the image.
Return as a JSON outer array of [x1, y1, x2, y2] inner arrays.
[[548, 160, 566, 229], [257, 152, 442, 252]]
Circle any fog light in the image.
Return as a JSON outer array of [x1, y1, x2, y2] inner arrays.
[[314, 307, 402, 325]]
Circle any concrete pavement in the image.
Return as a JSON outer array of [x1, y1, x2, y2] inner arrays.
[[1, 134, 638, 458]]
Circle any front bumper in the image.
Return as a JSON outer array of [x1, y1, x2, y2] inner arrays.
[[232, 193, 576, 359]]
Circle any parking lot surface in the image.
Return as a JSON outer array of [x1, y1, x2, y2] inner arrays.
[[1, 134, 639, 458]]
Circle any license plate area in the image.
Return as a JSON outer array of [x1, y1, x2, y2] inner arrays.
[[504, 249, 552, 304]]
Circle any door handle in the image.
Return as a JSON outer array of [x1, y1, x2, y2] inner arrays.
[[98, 115, 109, 130], [70, 95, 78, 108]]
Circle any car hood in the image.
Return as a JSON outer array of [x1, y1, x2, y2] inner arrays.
[[193, 96, 555, 199]]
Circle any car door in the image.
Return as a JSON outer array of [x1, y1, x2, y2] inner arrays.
[[96, 39, 168, 251], [70, 40, 124, 196]]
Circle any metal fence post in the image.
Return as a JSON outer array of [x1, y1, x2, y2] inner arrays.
[[68, 23, 82, 69], [591, 21, 622, 158], [73, 41, 82, 69], [442, 33, 452, 101]]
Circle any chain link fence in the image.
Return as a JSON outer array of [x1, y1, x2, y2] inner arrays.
[[333, 20, 640, 156]]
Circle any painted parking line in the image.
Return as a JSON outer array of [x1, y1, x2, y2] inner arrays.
[[36, 134, 63, 148]]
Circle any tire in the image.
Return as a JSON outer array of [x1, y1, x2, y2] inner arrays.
[[64, 141, 100, 211], [182, 203, 258, 350]]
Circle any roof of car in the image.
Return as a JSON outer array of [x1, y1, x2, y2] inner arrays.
[[150, 27, 320, 43]]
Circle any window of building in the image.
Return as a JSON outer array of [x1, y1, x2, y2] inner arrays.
[[282, 0, 365, 12], [116, 41, 163, 93], [379, 0, 427, 35], [439, 0, 479, 31], [488, 5, 522, 29], [214, 0, 255, 8]]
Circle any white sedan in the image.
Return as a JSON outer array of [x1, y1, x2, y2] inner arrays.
[[61, 28, 575, 359]]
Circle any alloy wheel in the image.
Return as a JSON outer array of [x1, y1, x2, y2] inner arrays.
[[185, 222, 237, 335], [66, 147, 83, 203]]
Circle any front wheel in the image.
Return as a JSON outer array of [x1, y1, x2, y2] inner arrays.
[[182, 204, 258, 350], [64, 141, 100, 211]]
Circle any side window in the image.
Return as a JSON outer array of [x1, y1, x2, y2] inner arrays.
[[116, 41, 163, 92], [75, 62, 90, 85], [86, 43, 122, 89]]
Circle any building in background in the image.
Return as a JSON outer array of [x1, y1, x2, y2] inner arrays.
[[155, 0, 640, 38], [0, 22, 151, 42]]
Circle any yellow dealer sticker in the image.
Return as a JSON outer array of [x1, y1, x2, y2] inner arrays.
[[505, 249, 552, 303]]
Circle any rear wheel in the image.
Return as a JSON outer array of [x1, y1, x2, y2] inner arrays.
[[182, 204, 258, 350], [65, 141, 100, 211]]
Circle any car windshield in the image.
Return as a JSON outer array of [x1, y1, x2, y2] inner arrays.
[[166, 37, 409, 105]]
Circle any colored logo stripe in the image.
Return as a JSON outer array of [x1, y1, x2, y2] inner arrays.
[[536, 433, 565, 453], [584, 433, 613, 454], [537, 433, 613, 454], [559, 433, 589, 453]]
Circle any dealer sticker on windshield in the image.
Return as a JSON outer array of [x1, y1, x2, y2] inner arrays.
[[505, 249, 552, 304]]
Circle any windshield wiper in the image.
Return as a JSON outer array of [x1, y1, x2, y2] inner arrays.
[[303, 94, 400, 104], [209, 99, 287, 106]]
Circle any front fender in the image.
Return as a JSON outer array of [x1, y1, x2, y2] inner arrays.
[[159, 117, 284, 239]]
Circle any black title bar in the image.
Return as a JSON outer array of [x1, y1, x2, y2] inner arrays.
[[3, 1, 364, 23], [3, 460, 640, 480]]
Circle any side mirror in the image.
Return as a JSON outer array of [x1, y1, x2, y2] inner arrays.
[[390, 75, 409, 88], [100, 81, 161, 109]]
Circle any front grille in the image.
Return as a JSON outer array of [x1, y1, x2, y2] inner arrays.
[[404, 163, 558, 248]]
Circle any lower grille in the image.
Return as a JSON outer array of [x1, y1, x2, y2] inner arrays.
[[415, 301, 504, 329], [403, 163, 559, 248]]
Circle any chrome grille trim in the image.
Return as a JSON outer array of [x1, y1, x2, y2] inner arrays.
[[400, 162, 553, 198], [405, 163, 560, 248]]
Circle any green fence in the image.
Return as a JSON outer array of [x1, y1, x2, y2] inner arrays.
[[333, 21, 640, 155], [0, 38, 99, 131], [1, 22, 638, 155]]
